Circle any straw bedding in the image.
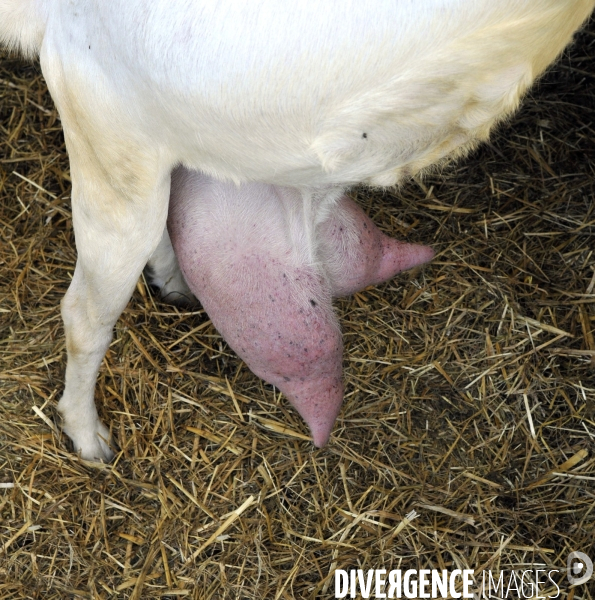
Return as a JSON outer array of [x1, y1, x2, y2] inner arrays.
[[1, 18, 594, 600]]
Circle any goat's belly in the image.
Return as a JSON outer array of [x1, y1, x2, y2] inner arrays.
[[43, 0, 595, 186]]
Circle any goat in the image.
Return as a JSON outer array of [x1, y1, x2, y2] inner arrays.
[[1, 0, 593, 461]]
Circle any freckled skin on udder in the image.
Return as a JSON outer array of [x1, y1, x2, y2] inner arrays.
[[168, 171, 433, 446], [175, 246, 345, 447], [320, 196, 434, 297]]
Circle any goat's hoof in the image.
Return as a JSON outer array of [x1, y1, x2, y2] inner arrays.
[[64, 420, 115, 463]]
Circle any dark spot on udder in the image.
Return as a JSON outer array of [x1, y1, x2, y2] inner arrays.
[[283, 376, 291, 382], [309, 299, 317, 306], [362, 132, 367, 139]]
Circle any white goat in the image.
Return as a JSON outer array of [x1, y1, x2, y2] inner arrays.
[[1, 0, 593, 461]]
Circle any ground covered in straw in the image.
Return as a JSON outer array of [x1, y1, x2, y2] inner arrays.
[[1, 20, 594, 600]]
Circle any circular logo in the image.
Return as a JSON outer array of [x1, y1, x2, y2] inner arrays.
[[567, 551, 593, 586]]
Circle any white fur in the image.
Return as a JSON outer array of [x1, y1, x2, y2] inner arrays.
[[1, 0, 593, 460], [0, 0, 48, 57]]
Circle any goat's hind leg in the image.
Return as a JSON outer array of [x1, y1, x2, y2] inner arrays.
[[57, 155, 171, 461], [44, 73, 173, 461]]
